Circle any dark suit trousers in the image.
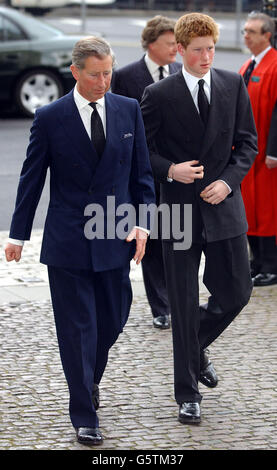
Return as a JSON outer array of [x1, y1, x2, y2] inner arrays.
[[141, 236, 170, 318], [141, 185, 170, 318], [162, 234, 253, 404], [248, 235, 277, 274], [47, 264, 132, 428]]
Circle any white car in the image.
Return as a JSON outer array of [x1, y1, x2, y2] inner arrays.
[[8, 0, 116, 16]]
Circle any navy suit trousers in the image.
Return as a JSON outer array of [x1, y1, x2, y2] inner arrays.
[[47, 264, 132, 428]]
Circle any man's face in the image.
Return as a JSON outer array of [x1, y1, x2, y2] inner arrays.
[[70, 54, 113, 101], [178, 36, 215, 78], [148, 31, 178, 66], [242, 19, 271, 55]]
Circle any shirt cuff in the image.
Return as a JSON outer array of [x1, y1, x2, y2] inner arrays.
[[267, 155, 277, 161], [8, 238, 25, 246], [134, 226, 150, 236], [219, 180, 232, 194]]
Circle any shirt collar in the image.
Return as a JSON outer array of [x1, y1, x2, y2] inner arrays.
[[252, 45, 272, 65], [182, 66, 211, 92], [144, 53, 169, 75], [73, 85, 105, 111]]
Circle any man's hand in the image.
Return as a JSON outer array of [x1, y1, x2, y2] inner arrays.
[[173, 160, 204, 184], [200, 180, 230, 205], [126, 227, 148, 265], [5, 243, 23, 262], [265, 156, 277, 169]]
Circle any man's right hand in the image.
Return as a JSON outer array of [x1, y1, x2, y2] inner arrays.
[[173, 160, 204, 184], [5, 243, 23, 262]]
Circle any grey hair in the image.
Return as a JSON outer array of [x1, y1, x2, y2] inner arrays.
[[72, 36, 116, 68], [247, 11, 276, 44]]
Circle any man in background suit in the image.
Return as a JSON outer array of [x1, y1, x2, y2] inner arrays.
[[240, 11, 277, 286], [141, 13, 257, 424], [112, 15, 182, 330], [5, 37, 155, 445]]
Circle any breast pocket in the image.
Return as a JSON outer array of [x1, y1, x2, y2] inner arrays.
[[120, 132, 134, 158]]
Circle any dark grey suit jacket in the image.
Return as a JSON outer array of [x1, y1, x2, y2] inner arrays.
[[111, 55, 182, 102], [141, 68, 258, 243]]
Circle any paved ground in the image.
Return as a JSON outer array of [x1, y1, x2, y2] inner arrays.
[[0, 229, 277, 450]]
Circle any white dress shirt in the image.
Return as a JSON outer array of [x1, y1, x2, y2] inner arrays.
[[181, 66, 231, 193], [144, 53, 169, 82], [182, 66, 211, 110], [73, 85, 106, 138]]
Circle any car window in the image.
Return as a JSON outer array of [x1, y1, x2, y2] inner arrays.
[[13, 13, 62, 39], [0, 14, 26, 41]]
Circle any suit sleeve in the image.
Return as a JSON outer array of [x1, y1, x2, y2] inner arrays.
[[140, 85, 172, 182], [266, 99, 277, 157], [129, 100, 156, 230], [9, 112, 50, 240], [218, 75, 258, 190]]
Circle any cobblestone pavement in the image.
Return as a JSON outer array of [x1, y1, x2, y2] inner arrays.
[[0, 230, 277, 450]]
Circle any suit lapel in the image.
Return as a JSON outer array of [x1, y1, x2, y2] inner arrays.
[[200, 68, 230, 159], [167, 69, 230, 157], [168, 70, 205, 141], [61, 90, 99, 173], [137, 56, 154, 89]]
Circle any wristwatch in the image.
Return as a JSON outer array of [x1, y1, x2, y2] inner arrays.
[[167, 163, 175, 183]]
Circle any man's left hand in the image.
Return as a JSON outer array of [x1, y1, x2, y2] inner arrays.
[[126, 227, 148, 264], [200, 180, 230, 205], [265, 156, 277, 169]]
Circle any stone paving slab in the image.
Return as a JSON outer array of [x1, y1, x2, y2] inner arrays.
[[0, 230, 277, 450]]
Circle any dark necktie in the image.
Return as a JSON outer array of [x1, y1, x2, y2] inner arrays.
[[158, 66, 164, 80], [198, 79, 209, 125], [89, 102, 105, 157], [243, 59, 256, 87]]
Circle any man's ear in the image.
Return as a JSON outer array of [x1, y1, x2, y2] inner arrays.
[[70, 64, 79, 81], [264, 30, 272, 44], [177, 43, 185, 57]]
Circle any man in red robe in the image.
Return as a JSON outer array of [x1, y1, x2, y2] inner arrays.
[[240, 11, 277, 286]]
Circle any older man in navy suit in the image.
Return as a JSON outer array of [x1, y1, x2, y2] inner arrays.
[[112, 16, 182, 330], [5, 37, 155, 446]]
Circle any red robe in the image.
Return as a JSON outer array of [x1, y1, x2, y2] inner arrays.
[[239, 48, 277, 238]]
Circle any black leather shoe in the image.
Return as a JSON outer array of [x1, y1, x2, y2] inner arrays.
[[76, 427, 103, 445], [178, 402, 201, 424], [92, 384, 99, 410], [153, 315, 170, 329], [199, 349, 218, 388], [253, 273, 277, 286]]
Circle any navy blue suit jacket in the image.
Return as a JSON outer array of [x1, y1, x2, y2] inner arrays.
[[9, 90, 155, 271], [111, 56, 182, 102]]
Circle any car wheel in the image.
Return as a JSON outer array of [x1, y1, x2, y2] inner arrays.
[[15, 70, 63, 118]]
